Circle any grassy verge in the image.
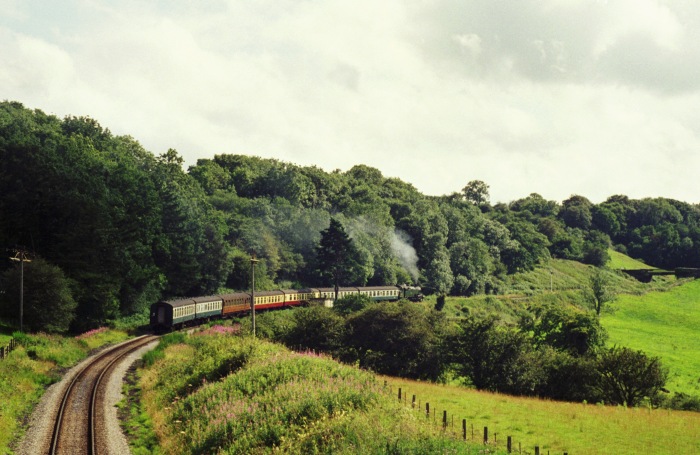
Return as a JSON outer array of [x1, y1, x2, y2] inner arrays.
[[0, 328, 129, 453], [383, 376, 700, 455], [601, 279, 700, 395], [134, 328, 505, 454]]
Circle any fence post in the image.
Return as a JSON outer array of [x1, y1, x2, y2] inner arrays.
[[442, 410, 447, 429], [426, 402, 430, 418], [484, 426, 488, 444], [412, 394, 416, 409], [534, 446, 540, 455], [398, 387, 402, 401], [462, 419, 467, 440], [507, 436, 512, 453], [1, 346, 4, 359]]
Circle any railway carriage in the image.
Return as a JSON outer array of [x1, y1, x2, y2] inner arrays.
[[150, 298, 197, 332], [253, 290, 286, 310], [221, 292, 251, 317], [359, 286, 401, 301], [151, 285, 422, 331], [193, 295, 223, 320]]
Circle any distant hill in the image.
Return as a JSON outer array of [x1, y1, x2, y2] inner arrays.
[[607, 249, 655, 270]]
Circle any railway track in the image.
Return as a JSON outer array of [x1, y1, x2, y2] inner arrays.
[[47, 335, 158, 455]]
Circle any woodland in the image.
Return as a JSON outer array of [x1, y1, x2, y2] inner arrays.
[[1, 101, 699, 333]]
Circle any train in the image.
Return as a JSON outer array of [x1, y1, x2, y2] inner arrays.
[[150, 285, 423, 332]]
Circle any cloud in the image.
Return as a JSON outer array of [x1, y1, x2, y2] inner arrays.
[[1, 0, 700, 205]]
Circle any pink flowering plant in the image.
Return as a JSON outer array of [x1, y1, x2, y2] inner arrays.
[[139, 332, 493, 454]]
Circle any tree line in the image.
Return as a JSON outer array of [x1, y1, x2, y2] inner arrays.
[[1, 101, 699, 332], [249, 295, 681, 410]]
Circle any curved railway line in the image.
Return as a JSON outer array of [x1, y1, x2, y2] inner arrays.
[[47, 335, 158, 455]]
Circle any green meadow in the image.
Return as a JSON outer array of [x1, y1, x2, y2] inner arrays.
[[601, 278, 700, 395], [607, 249, 655, 270], [383, 375, 700, 455]]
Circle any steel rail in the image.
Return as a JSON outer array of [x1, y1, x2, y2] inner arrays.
[[88, 335, 157, 455], [49, 335, 157, 455]]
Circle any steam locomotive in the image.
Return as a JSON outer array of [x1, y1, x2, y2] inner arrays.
[[150, 285, 423, 332]]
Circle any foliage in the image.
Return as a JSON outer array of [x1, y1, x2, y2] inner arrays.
[[0, 258, 77, 333], [332, 293, 373, 315], [316, 218, 363, 297], [587, 267, 615, 315], [447, 316, 544, 395], [462, 180, 490, 206], [343, 301, 446, 380], [520, 303, 607, 356], [593, 346, 668, 407], [282, 306, 345, 352]]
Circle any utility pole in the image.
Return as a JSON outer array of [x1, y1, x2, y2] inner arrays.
[[9, 249, 32, 333], [250, 254, 259, 338]]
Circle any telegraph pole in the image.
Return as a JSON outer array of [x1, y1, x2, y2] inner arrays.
[[9, 249, 32, 333], [250, 254, 259, 338]]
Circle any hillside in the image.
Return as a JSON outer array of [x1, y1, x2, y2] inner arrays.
[[602, 279, 700, 396]]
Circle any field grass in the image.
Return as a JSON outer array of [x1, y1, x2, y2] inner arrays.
[[607, 249, 655, 270], [382, 376, 700, 455], [601, 279, 700, 395], [0, 327, 129, 454], [431, 256, 675, 323]]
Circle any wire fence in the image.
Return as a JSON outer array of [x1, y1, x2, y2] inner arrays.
[[386, 382, 571, 455]]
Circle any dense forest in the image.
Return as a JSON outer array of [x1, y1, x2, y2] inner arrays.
[[1, 101, 700, 331]]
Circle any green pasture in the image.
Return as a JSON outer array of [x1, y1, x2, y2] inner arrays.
[[601, 279, 700, 395], [383, 376, 700, 455], [607, 249, 655, 270]]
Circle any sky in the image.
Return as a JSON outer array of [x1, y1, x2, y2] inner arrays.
[[2, 0, 699, 204]]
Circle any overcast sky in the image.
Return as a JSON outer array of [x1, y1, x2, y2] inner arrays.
[[2, 0, 699, 204]]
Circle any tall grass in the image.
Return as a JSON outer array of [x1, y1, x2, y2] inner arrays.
[[137, 329, 506, 454]]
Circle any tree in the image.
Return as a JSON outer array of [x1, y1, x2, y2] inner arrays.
[[594, 346, 668, 406], [587, 267, 614, 315], [283, 306, 346, 353], [0, 258, 77, 333], [462, 180, 490, 206], [332, 293, 373, 315], [447, 316, 544, 394], [316, 218, 359, 301], [520, 304, 607, 356], [344, 301, 445, 379]]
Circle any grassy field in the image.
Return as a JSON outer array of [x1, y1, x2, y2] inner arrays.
[[382, 376, 700, 455], [601, 279, 700, 395], [607, 249, 655, 270]]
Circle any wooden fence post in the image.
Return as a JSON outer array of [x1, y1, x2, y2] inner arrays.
[[426, 402, 430, 418], [412, 394, 416, 409], [534, 446, 540, 455], [462, 419, 467, 440], [442, 410, 447, 429], [1, 346, 4, 359], [507, 436, 512, 453], [484, 426, 488, 444], [398, 387, 402, 401]]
